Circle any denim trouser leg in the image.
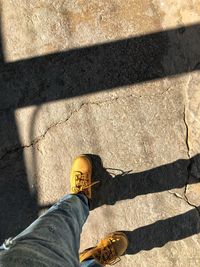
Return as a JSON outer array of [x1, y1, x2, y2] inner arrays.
[[80, 259, 102, 267], [0, 194, 101, 267]]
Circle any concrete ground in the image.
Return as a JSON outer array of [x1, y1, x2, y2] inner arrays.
[[0, 0, 200, 266]]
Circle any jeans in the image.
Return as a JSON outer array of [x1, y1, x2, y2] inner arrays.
[[0, 194, 102, 267]]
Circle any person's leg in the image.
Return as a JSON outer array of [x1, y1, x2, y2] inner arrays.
[[0, 193, 89, 267], [0, 155, 128, 267], [0, 155, 95, 267]]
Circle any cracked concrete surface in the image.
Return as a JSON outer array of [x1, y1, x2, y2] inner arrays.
[[0, 0, 200, 266]]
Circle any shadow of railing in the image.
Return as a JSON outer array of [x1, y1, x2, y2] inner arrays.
[[89, 154, 200, 209], [124, 206, 200, 254], [0, 21, 200, 245], [38, 153, 200, 253], [90, 154, 200, 253], [1, 24, 200, 110]]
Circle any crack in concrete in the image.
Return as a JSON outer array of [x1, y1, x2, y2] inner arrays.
[[0, 86, 172, 114], [2, 83, 200, 219], [183, 104, 190, 159], [168, 190, 184, 200], [0, 100, 97, 161], [184, 189, 200, 217], [167, 78, 200, 217], [183, 75, 191, 204], [168, 189, 200, 217], [0, 144, 34, 162], [0, 86, 173, 161], [182, 76, 200, 218], [0, 103, 84, 161]]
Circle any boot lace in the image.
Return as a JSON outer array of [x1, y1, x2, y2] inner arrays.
[[72, 171, 99, 193], [98, 238, 121, 265]]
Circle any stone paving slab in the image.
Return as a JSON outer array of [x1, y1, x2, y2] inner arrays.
[[0, 0, 200, 266]]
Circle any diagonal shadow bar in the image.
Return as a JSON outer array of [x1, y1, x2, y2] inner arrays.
[[38, 155, 200, 255], [124, 206, 200, 255], [0, 18, 200, 246], [85, 154, 200, 209], [0, 12, 38, 237], [39, 155, 200, 211], [0, 23, 200, 111]]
